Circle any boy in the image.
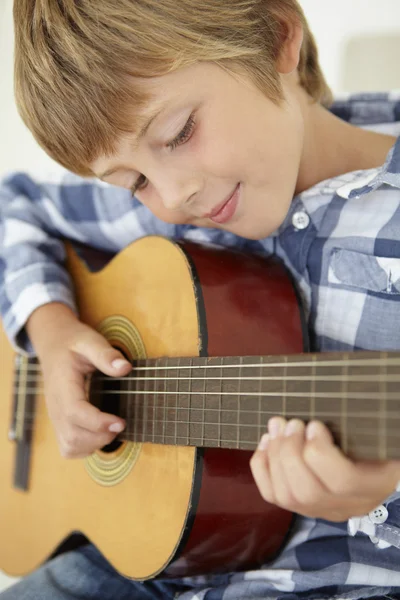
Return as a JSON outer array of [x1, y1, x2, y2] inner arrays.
[[1, 0, 400, 598]]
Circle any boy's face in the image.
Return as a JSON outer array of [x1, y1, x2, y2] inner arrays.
[[93, 62, 305, 240]]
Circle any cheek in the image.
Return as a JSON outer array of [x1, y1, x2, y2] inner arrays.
[[138, 193, 190, 225]]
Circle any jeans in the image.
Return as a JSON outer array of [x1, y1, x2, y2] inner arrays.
[[2, 543, 400, 600], [0, 544, 190, 600]]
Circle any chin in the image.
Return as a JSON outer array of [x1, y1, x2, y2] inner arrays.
[[228, 223, 275, 241]]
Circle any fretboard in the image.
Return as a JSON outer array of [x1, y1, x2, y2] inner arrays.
[[90, 351, 400, 460]]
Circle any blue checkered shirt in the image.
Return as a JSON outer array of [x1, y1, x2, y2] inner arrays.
[[1, 92, 400, 599]]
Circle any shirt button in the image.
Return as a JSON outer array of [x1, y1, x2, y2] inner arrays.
[[368, 505, 388, 524], [292, 211, 310, 230]]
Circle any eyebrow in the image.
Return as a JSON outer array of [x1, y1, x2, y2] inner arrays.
[[99, 104, 167, 179]]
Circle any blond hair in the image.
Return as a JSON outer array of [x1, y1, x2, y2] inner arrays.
[[14, 0, 332, 176]]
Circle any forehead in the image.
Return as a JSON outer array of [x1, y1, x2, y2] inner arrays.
[[92, 63, 225, 176]]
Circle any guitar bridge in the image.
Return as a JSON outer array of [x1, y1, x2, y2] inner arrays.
[[9, 354, 38, 491]]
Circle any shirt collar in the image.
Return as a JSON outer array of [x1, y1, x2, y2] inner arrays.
[[337, 135, 400, 200]]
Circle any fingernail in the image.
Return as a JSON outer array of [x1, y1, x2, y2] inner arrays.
[[306, 421, 319, 441], [111, 358, 130, 370], [109, 422, 124, 433], [285, 419, 303, 437], [268, 417, 285, 439], [257, 433, 269, 451]]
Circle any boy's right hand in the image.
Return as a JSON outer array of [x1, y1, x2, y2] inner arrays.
[[27, 303, 132, 458]]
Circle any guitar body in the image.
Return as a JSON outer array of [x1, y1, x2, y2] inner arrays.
[[0, 236, 304, 580]]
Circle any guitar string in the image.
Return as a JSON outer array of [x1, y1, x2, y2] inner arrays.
[[13, 387, 400, 400], [21, 355, 400, 372], [11, 373, 400, 384], [9, 420, 400, 454], [12, 360, 400, 437], [16, 405, 400, 430], [15, 412, 400, 437]]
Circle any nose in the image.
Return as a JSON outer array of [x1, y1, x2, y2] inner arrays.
[[151, 167, 199, 211]]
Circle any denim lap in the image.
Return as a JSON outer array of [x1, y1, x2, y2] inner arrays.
[[0, 544, 187, 600]]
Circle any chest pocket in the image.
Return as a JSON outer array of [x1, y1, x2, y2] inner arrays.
[[317, 248, 400, 351], [329, 249, 400, 295]]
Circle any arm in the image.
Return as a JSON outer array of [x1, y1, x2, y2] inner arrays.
[[0, 168, 179, 353], [0, 168, 178, 456]]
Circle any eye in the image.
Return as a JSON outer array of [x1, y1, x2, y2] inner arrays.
[[130, 174, 148, 197], [130, 113, 195, 197], [167, 113, 196, 151]]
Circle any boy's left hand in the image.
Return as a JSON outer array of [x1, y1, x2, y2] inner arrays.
[[250, 417, 400, 521]]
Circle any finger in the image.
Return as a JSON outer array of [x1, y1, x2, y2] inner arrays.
[[54, 375, 125, 434], [279, 419, 326, 508], [266, 417, 295, 507], [58, 425, 117, 459], [250, 434, 276, 504], [71, 328, 132, 377], [303, 421, 360, 496]]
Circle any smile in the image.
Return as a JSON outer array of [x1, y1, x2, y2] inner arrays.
[[205, 184, 241, 224]]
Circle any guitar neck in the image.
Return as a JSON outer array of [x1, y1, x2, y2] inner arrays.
[[107, 350, 400, 461], [14, 350, 400, 461]]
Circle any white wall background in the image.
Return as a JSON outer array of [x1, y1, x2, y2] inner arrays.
[[0, 0, 399, 592]]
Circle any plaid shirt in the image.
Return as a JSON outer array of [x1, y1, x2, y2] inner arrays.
[[1, 92, 400, 599]]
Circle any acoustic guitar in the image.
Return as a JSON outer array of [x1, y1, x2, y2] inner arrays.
[[0, 236, 398, 581]]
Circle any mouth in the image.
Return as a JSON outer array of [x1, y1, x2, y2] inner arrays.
[[205, 183, 241, 225]]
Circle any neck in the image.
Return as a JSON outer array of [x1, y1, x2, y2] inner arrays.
[[296, 94, 397, 195]]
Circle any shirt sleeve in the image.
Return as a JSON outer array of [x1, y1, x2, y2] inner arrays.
[[0, 169, 179, 355]]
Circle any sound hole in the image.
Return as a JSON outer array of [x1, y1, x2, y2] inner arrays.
[[89, 356, 127, 454]]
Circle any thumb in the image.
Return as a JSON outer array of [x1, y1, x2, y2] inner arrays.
[[356, 460, 400, 497], [72, 327, 132, 377]]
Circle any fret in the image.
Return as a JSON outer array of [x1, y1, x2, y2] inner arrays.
[[240, 356, 262, 446], [187, 358, 192, 446], [164, 356, 178, 445], [144, 359, 152, 443], [165, 357, 174, 443], [379, 352, 388, 460], [142, 359, 149, 443], [258, 356, 262, 441], [312, 355, 343, 449], [217, 360, 221, 447], [282, 356, 287, 419], [341, 353, 349, 455], [202, 357, 221, 448], [153, 357, 162, 443], [176, 357, 190, 445], [166, 357, 176, 444], [259, 360, 283, 421], [285, 354, 311, 419], [219, 356, 237, 449], [175, 358, 180, 445], [202, 358, 206, 447], [237, 357, 242, 449], [136, 361, 143, 443], [159, 359, 166, 441], [345, 354, 382, 459], [162, 357, 167, 445], [189, 356, 204, 447], [145, 358, 151, 443], [310, 355, 316, 423], [148, 359, 155, 444]]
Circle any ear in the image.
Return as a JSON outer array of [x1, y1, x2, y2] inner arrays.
[[276, 19, 304, 75]]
